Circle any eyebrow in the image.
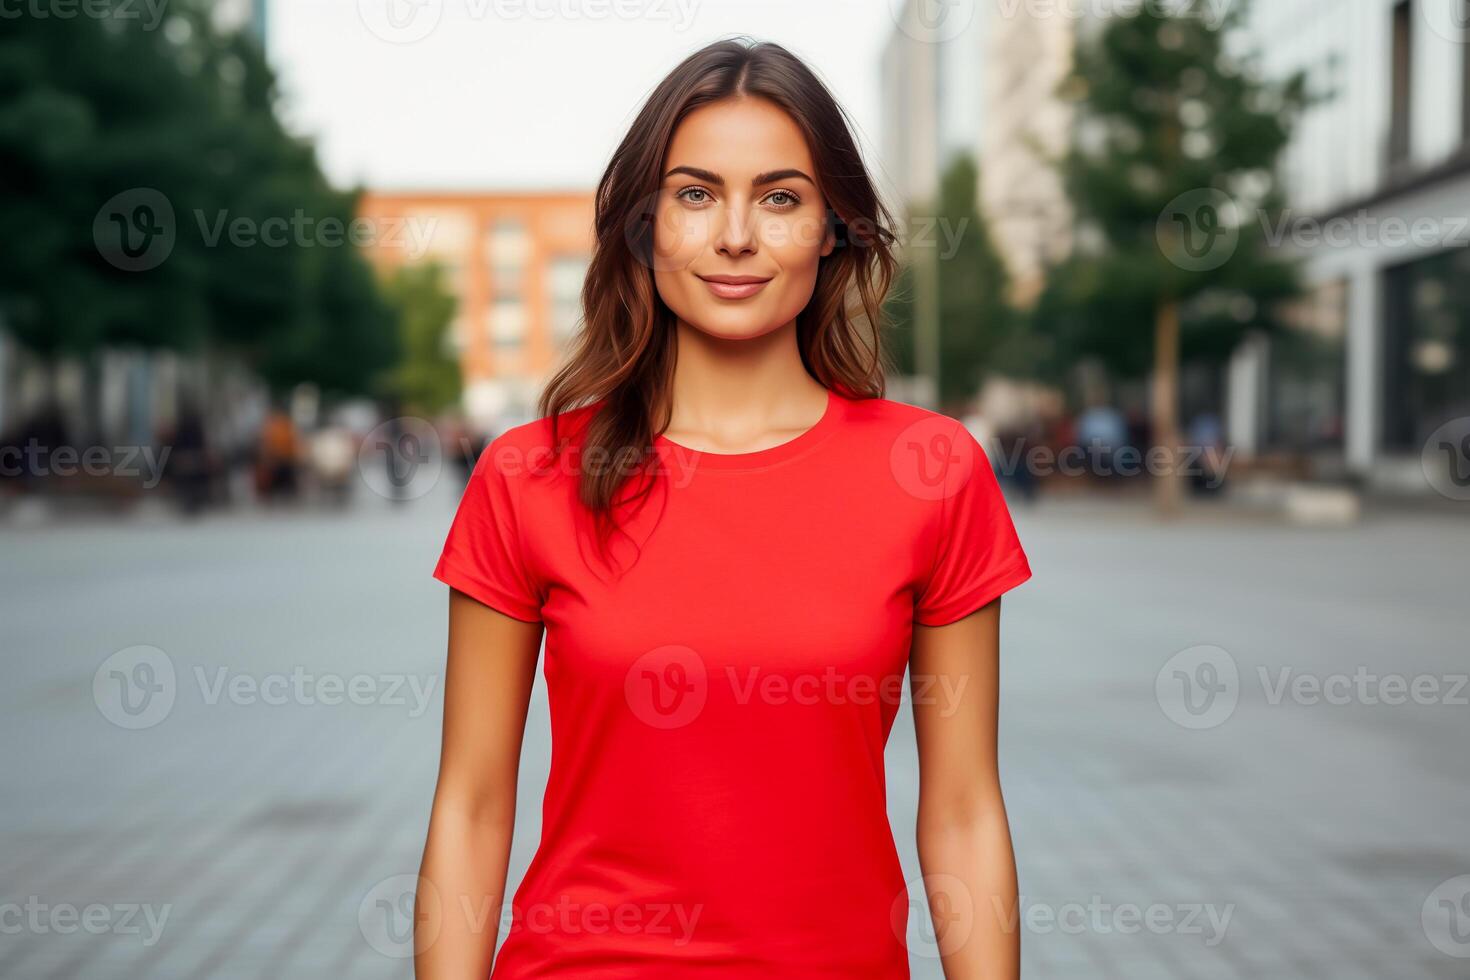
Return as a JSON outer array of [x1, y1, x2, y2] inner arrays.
[[663, 165, 815, 187]]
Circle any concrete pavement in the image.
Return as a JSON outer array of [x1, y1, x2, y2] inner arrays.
[[2, 487, 1466, 978]]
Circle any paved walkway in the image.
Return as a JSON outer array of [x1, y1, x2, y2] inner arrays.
[[2, 490, 1466, 977]]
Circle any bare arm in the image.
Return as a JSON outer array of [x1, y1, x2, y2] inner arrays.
[[910, 597, 1020, 979], [415, 588, 544, 978]]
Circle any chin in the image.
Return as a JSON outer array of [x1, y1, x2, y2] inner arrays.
[[680, 302, 799, 340]]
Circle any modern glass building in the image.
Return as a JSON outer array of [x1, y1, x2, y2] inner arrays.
[[1243, 0, 1470, 489]]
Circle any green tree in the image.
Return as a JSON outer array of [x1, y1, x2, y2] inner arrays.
[[884, 153, 1020, 410], [1036, 2, 1311, 511], [935, 155, 1019, 408], [0, 1, 398, 405], [380, 262, 461, 416]]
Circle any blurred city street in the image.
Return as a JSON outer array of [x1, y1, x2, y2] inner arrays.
[[6, 1, 1470, 977], [3, 486, 1466, 979]]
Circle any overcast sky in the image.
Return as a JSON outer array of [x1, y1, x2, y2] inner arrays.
[[266, 0, 934, 194]]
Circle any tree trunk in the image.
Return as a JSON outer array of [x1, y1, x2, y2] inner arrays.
[[1152, 299, 1182, 516]]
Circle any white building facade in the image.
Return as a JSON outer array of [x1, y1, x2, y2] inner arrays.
[[1244, 0, 1470, 488]]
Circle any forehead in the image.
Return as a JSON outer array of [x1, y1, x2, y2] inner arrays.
[[663, 97, 816, 178]]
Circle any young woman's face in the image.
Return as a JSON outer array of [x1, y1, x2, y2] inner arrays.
[[650, 96, 835, 341]]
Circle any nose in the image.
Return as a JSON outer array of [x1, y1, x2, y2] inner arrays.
[[713, 199, 758, 258]]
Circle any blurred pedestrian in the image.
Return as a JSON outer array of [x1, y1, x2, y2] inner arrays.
[[309, 424, 356, 507], [996, 417, 1042, 503], [165, 398, 213, 515], [255, 406, 300, 503], [1186, 411, 1227, 494], [443, 417, 483, 489], [1076, 403, 1127, 483]]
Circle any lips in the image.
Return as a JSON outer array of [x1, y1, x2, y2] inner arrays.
[[696, 274, 773, 300]]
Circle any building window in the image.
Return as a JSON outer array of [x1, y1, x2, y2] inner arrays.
[[489, 299, 526, 351], [1388, 0, 1413, 167], [1463, 0, 1470, 142], [1265, 279, 1347, 453], [437, 259, 465, 307], [1383, 249, 1470, 451], [547, 255, 589, 347], [488, 218, 529, 297]]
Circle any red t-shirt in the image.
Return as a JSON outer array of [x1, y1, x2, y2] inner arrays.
[[433, 387, 1032, 978]]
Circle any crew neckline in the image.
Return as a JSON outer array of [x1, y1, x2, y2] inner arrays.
[[654, 387, 845, 471]]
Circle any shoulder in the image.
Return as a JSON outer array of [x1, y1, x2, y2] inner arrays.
[[840, 393, 972, 443], [839, 394, 994, 511], [472, 400, 603, 488]]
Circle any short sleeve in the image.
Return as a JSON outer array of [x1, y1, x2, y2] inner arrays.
[[913, 421, 1033, 626], [433, 438, 544, 622]]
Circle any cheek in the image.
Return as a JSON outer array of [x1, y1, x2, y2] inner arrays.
[[760, 212, 828, 301], [760, 212, 827, 271], [651, 202, 706, 270]]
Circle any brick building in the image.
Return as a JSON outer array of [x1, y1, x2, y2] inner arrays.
[[358, 190, 595, 432]]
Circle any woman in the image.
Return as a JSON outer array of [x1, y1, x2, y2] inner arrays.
[[418, 38, 1032, 979]]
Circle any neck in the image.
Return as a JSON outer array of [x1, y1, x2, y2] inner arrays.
[[662, 316, 826, 438]]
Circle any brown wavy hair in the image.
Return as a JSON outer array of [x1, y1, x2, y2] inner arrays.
[[539, 36, 900, 527]]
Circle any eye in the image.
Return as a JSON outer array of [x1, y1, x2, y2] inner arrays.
[[676, 187, 712, 205], [765, 190, 801, 209]]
